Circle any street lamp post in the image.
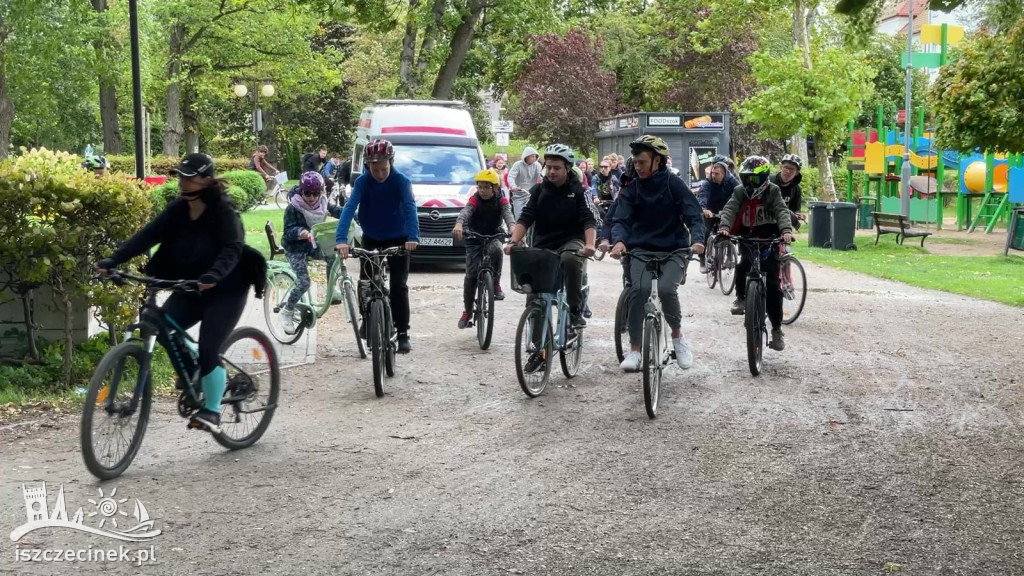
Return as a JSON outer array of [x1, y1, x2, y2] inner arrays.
[[129, 0, 144, 179], [232, 79, 275, 145]]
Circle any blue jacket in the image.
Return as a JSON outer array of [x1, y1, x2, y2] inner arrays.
[[282, 202, 342, 254], [321, 159, 341, 181], [335, 169, 420, 244], [599, 196, 618, 242], [698, 173, 740, 214], [611, 169, 705, 251]]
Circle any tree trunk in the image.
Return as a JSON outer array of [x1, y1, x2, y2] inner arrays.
[[814, 132, 838, 200], [396, 0, 420, 98], [416, 0, 446, 80], [0, 18, 14, 162], [60, 288, 73, 387], [21, 290, 40, 363], [183, 82, 200, 153], [431, 2, 485, 100], [162, 24, 185, 156], [93, 0, 122, 154], [793, 0, 812, 68]]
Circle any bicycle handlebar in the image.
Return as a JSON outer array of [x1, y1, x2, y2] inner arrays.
[[624, 247, 694, 264], [95, 270, 199, 293], [463, 231, 509, 242], [349, 246, 406, 259]]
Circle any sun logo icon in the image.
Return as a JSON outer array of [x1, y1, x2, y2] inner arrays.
[[87, 487, 129, 529]]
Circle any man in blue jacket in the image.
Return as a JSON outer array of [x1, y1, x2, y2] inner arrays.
[[697, 159, 739, 273], [610, 136, 705, 373], [335, 139, 420, 353]]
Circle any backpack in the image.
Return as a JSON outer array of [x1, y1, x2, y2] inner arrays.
[[241, 245, 268, 299]]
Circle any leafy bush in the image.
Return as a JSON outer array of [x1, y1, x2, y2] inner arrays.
[[222, 170, 266, 211], [149, 182, 180, 213], [227, 185, 248, 210], [106, 155, 251, 176]]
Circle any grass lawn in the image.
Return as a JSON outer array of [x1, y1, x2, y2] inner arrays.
[[796, 236, 1024, 307]]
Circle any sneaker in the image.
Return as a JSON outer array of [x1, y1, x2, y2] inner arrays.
[[620, 350, 642, 373], [769, 329, 786, 351], [397, 332, 412, 354], [524, 351, 546, 373], [583, 304, 593, 319], [493, 284, 505, 301], [458, 311, 471, 329], [188, 409, 221, 434], [279, 308, 297, 334], [699, 264, 708, 274], [571, 309, 587, 328], [673, 336, 694, 369], [730, 298, 745, 315], [331, 287, 343, 305]]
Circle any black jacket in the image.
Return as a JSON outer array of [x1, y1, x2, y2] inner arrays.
[[698, 173, 741, 214], [610, 168, 706, 251], [770, 172, 803, 214], [107, 192, 245, 290], [518, 174, 597, 250]]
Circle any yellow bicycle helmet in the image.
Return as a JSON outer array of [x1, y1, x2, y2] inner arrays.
[[475, 169, 501, 186]]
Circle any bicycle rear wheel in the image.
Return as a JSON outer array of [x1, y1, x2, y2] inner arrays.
[[343, 281, 367, 358], [780, 256, 807, 326], [214, 327, 281, 450], [641, 316, 662, 419], [369, 299, 387, 397], [720, 242, 738, 296], [515, 304, 553, 397], [559, 326, 584, 378], [705, 245, 718, 289], [274, 186, 287, 209], [477, 270, 495, 350], [613, 288, 629, 363], [745, 280, 766, 376], [80, 342, 152, 480], [264, 272, 303, 345]]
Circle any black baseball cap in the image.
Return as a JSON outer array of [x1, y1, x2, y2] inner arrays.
[[170, 153, 216, 178]]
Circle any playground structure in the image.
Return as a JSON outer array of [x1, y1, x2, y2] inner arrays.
[[843, 23, 1024, 233]]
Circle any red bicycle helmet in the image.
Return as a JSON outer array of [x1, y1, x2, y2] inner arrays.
[[364, 139, 395, 163]]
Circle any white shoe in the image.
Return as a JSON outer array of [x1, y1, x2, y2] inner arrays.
[[673, 336, 693, 369], [620, 351, 642, 373], [280, 308, 297, 334], [699, 264, 708, 274]]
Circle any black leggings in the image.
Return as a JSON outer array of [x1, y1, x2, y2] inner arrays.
[[735, 249, 783, 330], [359, 236, 411, 333], [159, 288, 248, 376]]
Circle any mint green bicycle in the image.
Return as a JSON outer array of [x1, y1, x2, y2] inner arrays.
[[263, 220, 365, 358]]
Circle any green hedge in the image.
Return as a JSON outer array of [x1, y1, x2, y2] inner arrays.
[[107, 155, 250, 176], [222, 170, 266, 211], [149, 181, 250, 213]]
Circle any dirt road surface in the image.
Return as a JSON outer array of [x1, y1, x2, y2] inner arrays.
[[3, 256, 1023, 575]]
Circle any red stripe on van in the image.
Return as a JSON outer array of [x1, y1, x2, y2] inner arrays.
[[380, 126, 467, 136]]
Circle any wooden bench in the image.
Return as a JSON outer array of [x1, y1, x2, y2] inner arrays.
[[871, 212, 932, 247], [265, 221, 285, 261]]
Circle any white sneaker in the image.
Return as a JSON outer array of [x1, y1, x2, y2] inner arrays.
[[280, 308, 297, 335], [673, 336, 694, 369], [699, 264, 708, 274], [620, 351, 642, 373]]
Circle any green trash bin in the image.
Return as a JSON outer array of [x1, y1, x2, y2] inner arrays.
[[807, 201, 830, 248], [826, 202, 858, 250], [856, 197, 875, 229]]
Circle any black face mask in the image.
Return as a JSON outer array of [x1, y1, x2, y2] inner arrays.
[[180, 189, 203, 201]]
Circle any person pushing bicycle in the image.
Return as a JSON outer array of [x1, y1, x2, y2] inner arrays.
[[609, 136, 705, 373], [453, 169, 515, 329], [716, 155, 793, 351]]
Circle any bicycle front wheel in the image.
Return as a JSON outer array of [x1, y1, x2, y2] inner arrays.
[[264, 272, 303, 345], [720, 242, 738, 296], [780, 256, 807, 326], [745, 280, 766, 376], [560, 326, 584, 378], [384, 301, 396, 377], [343, 281, 366, 358], [274, 186, 287, 209], [613, 288, 629, 363], [214, 327, 281, 450], [80, 342, 153, 480], [515, 304, 553, 397], [705, 245, 718, 289], [369, 299, 387, 397], [641, 316, 662, 419], [477, 270, 496, 350]]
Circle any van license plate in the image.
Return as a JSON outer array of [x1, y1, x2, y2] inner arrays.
[[420, 237, 454, 247]]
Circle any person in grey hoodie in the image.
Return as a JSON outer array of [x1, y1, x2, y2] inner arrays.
[[507, 146, 542, 220]]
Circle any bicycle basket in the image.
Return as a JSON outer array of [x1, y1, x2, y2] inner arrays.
[[312, 220, 340, 259], [510, 247, 561, 294]]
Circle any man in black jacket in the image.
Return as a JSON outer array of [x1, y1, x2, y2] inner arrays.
[[505, 143, 597, 342], [770, 154, 804, 229]]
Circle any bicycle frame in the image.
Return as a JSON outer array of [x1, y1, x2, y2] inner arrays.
[[629, 249, 692, 365], [528, 273, 588, 354], [266, 249, 355, 319]]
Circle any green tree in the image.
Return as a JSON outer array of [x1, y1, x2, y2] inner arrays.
[[739, 43, 875, 197], [856, 34, 928, 127], [930, 21, 1024, 153]]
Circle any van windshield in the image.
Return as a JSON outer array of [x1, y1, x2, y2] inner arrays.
[[392, 144, 483, 185]]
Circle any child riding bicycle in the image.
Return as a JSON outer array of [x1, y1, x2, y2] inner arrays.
[[279, 171, 342, 334], [452, 169, 515, 329], [716, 155, 794, 351]]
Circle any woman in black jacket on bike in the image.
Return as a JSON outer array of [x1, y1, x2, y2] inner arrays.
[[96, 153, 251, 433]]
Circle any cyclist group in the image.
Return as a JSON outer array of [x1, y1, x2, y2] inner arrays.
[[93, 133, 803, 432]]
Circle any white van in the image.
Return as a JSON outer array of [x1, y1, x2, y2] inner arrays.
[[351, 100, 486, 263]]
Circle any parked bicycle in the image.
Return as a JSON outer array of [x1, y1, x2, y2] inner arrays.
[[627, 248, 693, 418], [510, 247, 590, 397], [350, 246, 405, 397], [264, 221, 365, 358], [81, 271, 280, 479], [463, 231, 508, 350], [728, 236, 783, 376]]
